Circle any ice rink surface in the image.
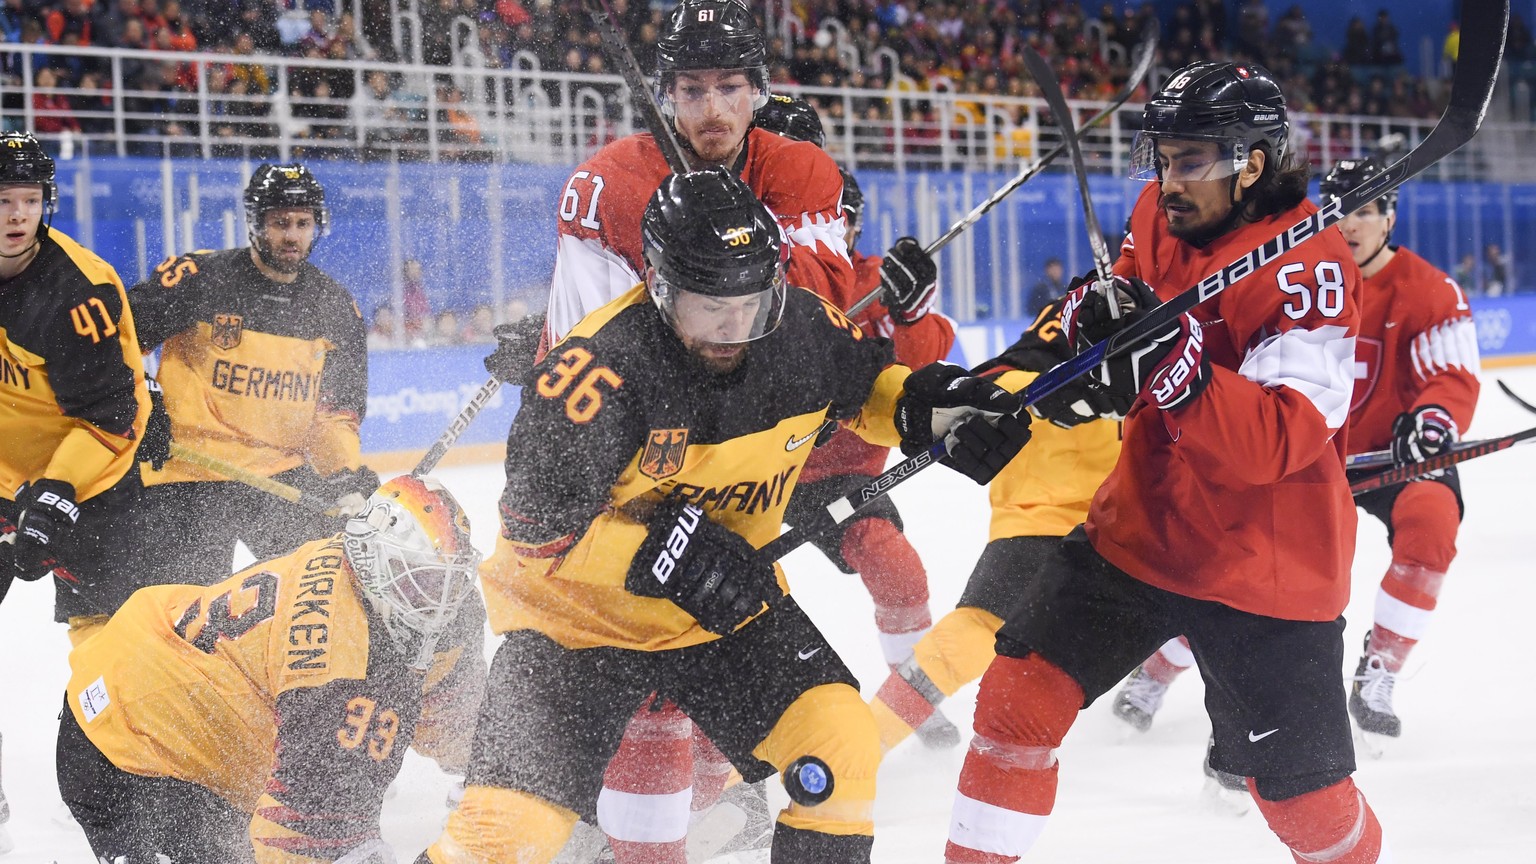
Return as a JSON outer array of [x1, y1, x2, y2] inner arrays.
[[3, 365, 1535, 863]]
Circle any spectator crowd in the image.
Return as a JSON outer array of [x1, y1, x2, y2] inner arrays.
[[4, 0, 1528, 162]]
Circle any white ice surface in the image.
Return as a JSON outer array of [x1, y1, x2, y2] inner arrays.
[[3, 366, 1535, 863]]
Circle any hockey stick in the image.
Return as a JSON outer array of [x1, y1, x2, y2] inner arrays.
[[844, 21, 1158, 318], [584, 0, 693, 174], [761, 0, 1506, 562], [1020, 46, 1120, 318], [1350, 423, 1536, 494], [411, 376, 503, 476], [1345, 378, 1532, 470], [168, 442, 341, 517], [1499, 378, 1536, 415]]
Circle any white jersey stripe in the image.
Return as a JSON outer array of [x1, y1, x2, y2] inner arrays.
[[782, 210, 850, 263], [548, 233, 643, 343], [1410, 318, 1480, 382], [948, 792, 1050, 856], [1238, 325, 1356, 430]]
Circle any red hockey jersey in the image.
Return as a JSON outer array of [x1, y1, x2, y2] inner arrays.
[[1347, 247, 1480, 454], [802, 250, 955, 482], [545, 129, 852, 341], [1086, 182, 1362, 622]]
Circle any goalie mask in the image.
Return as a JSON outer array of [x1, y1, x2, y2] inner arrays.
[[344, 475, 480, 670], [244, 163, 331, 273], [642, 168, 788, 346]]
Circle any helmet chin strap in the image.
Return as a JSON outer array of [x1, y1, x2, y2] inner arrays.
[[0, 238, 39, 259]]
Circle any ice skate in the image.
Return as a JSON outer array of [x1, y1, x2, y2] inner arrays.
[[1349, 634, 1402, 759], [1199, 739, 1250, 817], [688, 780, 772, 863], [1112, 665, 1168, 736], [914, 709, 962, 750]]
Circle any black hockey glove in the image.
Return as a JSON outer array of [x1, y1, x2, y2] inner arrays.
[[994, 295, 1123, 428], [895, 363, 1031, 484], [324, 466, 381, 519], [483, 313, 547, 385], [137, 376, 174, 471], [11, 480, 81, 584], [1061, 274, 1209, 413], [879, 237, 938, 324], [1391, 405, 1458, 479], [626, 499, 779, 636]]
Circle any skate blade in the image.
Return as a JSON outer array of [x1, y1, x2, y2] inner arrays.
[[1199, 778, 1252, 817], [1354, 726, 1394, 760]]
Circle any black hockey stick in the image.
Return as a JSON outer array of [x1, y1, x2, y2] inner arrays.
[[761, 0, 1506, 562], [844, 22, 1158, 317], [584, 0, 693, 174], [1499, 378, 1536, 415], [1020, 46, 1120, 317], [1350, 422, 1536, 494]]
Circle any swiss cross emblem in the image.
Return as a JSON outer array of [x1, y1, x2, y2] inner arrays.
[[1351, 337, 1382, 411], [639, 429, 689, 481], [211, 313, 244, 350]]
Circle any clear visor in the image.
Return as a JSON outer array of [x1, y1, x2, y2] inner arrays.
[[1128, 132, 1248, 183], [652, 270, 786, 346], [658, 67, 770, 115]]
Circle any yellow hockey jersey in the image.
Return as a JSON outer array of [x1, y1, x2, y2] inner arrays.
[[129, 248, 366, 485], [483, 285, 906, 651], [66, 537, 486, 863], [973, 297, 1121, 541], [0, 225, 148, 501]]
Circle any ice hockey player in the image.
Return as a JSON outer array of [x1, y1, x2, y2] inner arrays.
[[867, 296, 1121, 753], [754, 95, 961, 742], [0, 130, 150, 632], [127, 163, 376, 588], [1108, 146, 1481, 760], [943, 62, 1393, 863], [423, 168, 1030, 864], [58, 475, 487, 863]]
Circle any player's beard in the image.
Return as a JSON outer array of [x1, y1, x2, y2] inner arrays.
[[685, 338, 748, 375], [1160, 191, 1237, 247]]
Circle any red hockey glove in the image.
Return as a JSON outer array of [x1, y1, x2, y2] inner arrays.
[[1061, 274, 1208, 412], [879, 237, 938, 324], [1391, 405, 1458, 479]]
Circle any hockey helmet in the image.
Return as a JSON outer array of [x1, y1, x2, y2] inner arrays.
[[0, 132, 59, 218], [1320, 137, 1406, 216], [343, 475, 481, 670], [840, 168, 864, 248], [1129, 61, 1289, 183], [656, 0, 770, 114], [244, 163, 331, 268], [641, 168, 788, 345], [753, 94, 826, 148]]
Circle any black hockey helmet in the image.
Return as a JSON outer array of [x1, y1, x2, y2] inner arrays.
[[0, 131, 59, 217], [1130, 61, 1289, 182], [753, 94, 825, 148], [642, 167, 787, 344], [840, 168, 864, 247], [1320, 136, 1407, 215], [244, 163, 330, 269], [656, 0, 769, 114]]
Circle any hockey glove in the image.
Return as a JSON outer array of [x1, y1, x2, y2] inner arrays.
[[1391, 405, 1458, 479], [895, 363, 1030, 484], [997, 296, 1123, 428], [626, 499, 779, 636], [137, 376, 174, 471], [1061, 274, 1209, 412], [483, 313, 547, 385], [11, 480, 80, 584], [879, 237, 938, 324], [325, 466, 382, 519]]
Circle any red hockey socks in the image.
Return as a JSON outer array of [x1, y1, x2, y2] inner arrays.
[[1253, 777, 1388, 863], [1144, 635, 1195, 683], [944, 654, 1084, 863], [689, 728, 734, 816], [841, 517, 932, 669], [1370, 481, 1459, 671], [598, 700, 692, 864]]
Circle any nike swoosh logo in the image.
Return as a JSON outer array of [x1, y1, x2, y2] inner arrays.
[[1248, 728, 1279, 742], [1384, 321, 1399, 328], [786, 429, 819, 451], [796, 646, 823, 661]]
